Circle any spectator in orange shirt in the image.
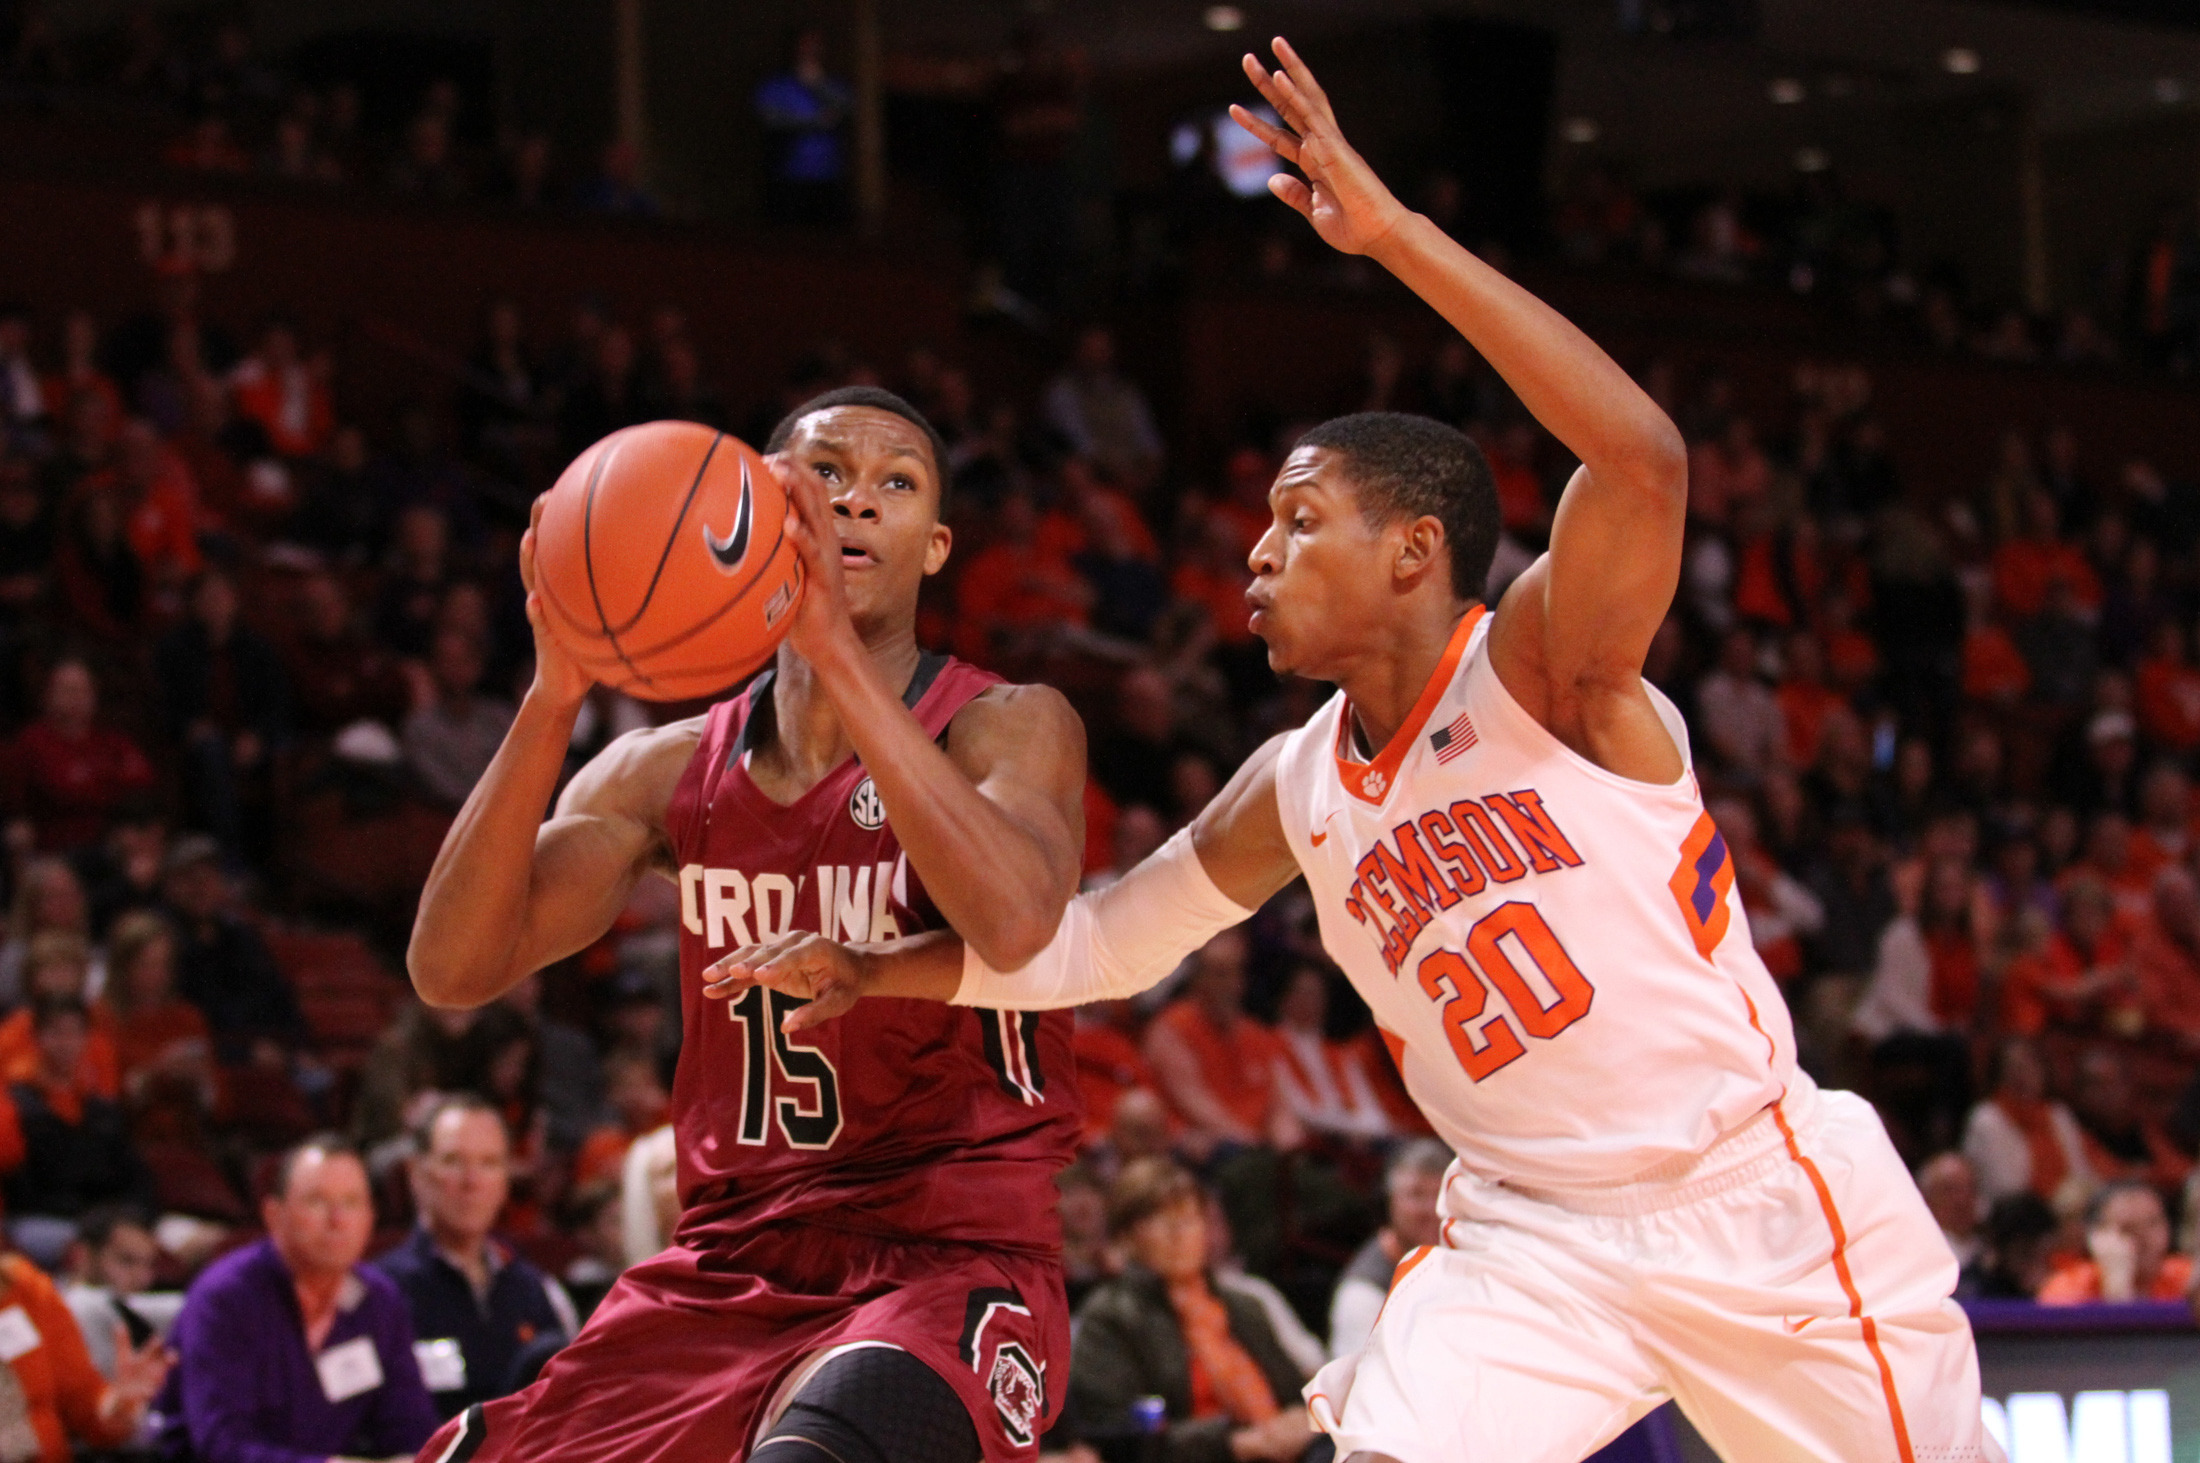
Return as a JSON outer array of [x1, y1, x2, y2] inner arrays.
[[0, 657, 158, 855], [1773, 631, 1846, 769], [2004, 875, 2138, 1039], [0, 932, 120, 1099], [2133, 867, 2200, 1050], [1960, 578, 2031, 709], [571, 1050, 668, 1190], [2038, 1182, 2191, 1304], [1817, 588, 1880, 699], [41, 310, 123, 439], [0, 1242, 170, 1462], [1073, 999, 1155, 1149], [1686, 414, 1772, 530], [2130, 761, 2193, 873], [2067, 1046, 2187, 1196], [2134, 618, 2200, 754], [78, 418, 202, 603], [1171, 514, 1259, 649], [228, 317, 333, 459], [0, 994, 158, 1223], [952, 489, 1091, 665], [1478, 419, 1549, 538], [2069, 812, 2154, 924], [1271, 965, 1393, 1146], [1143, 931, 1301, 1159], [1992, 488, 2101, 620], [105, 910, 217, 1122]]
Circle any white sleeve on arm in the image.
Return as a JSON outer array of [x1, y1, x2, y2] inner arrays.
[[951, 826, 1255, 1010]]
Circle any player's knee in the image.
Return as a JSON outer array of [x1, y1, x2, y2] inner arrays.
[[754, 1348, 980, 1463]]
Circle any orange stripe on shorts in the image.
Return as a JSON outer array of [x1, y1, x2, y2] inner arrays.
[[1772, 1101, 1916, 1463]]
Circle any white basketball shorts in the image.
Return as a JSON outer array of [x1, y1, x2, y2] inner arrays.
[[1305, 1084, 2003, 1463]]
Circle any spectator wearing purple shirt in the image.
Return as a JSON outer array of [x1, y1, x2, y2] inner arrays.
[[155, 1135, 438, 1463]]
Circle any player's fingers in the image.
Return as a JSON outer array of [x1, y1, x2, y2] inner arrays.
[[1270, 37, 1333, 116], [781, 986, 856, 1032], [1227, 103, 1300, 165], [1268, 172, 1316, 218], [1239, 53, 1296, 123]]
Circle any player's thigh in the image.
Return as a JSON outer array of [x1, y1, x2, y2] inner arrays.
[[1646, 1092, 2002, 1463], [1309, 1242, 1660, 1463]]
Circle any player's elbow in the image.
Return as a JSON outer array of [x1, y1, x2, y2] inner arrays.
[[406, 943, 495, 1011], [965, 918, 1055, 975], [1628, 417, 1689, 501]]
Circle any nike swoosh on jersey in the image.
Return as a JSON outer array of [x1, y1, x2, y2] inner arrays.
[[1782, 1315, 1817, 1334], [1311, 811, 1341, 847], [702, 458, 755, 574]]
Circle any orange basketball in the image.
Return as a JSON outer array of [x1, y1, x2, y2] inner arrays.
[[533, 421, 806, 702]]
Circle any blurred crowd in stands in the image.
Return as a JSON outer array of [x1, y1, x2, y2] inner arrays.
[[0, 16, 2193, 1462], [0, 250, 2194, 1452], [5, 7, 2200, 373]]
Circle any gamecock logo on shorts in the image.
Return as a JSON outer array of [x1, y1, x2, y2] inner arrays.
[[848, 777, 885, 830], [987, 1341, 1044, 1448]]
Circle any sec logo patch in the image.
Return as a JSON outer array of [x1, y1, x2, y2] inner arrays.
[[849, 777, 885, 830]]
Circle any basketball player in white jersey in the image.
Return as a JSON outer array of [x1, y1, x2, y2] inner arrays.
[[705, 37, 1998, 1463]]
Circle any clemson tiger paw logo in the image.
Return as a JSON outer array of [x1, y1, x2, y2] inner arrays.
[[1360, 768, 1387, 798]]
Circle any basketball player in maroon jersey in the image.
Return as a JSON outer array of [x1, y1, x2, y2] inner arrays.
[[405, 385, 1089, 1463]]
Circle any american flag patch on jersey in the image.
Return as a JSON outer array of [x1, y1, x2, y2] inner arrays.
[[1429, 712, 1477, 764]]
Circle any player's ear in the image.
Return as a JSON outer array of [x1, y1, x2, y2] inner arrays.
[[1395, 514, 1444, 584], [923, 522, 952, 576]]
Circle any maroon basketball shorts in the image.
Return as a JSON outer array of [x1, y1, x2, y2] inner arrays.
[[416, 1224, 1068, 1463]]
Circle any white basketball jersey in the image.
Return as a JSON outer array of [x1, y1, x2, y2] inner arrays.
[[1275, 605, 1797, 1188]]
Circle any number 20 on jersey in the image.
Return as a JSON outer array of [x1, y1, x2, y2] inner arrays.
[[1415, 900, 1594, 1081]]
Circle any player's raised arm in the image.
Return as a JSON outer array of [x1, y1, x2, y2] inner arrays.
[[771, 454, 1089, 969], [407, 502, 692, 1010], [1235, 38, 1688, 781], [705, 735, 1301, 1030]]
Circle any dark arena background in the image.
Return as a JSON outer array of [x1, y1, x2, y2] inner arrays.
[[0, 1, 2198, 1459]]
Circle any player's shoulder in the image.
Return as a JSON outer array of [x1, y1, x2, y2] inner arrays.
[[949, 677, 1087, 756], [558, 711, 709, 824]]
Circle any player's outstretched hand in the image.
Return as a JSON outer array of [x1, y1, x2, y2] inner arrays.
[[768, 451, 858, 667], [702, 932, 871, 1032], [521, 496, 596, 710], [1230, 37, 1407, 257]]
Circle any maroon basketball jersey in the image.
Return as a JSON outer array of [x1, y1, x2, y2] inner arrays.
[[663, 654, 1082, 1256]]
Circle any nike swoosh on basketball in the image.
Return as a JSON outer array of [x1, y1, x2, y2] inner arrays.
[[702, 458, 754, 574]]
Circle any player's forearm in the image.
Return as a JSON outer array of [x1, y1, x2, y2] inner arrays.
[[408, 688, 580, 1007], [811, 637, 1078, 967], [847, 930, 968, 1003], [1369, 213, 1685, 490]]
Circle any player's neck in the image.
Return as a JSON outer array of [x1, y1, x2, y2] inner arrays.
[[771, 627, 923, 778], [1338, 598, 1475, 757]]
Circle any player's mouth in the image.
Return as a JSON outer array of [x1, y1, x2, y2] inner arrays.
[[838, 542, 879, 569]]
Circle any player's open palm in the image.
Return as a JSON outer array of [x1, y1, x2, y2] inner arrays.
[[1231, 37, 1406, 256], [702, 932, 868, 1030]]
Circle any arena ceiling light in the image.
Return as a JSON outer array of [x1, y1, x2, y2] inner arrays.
[[1203, 5, 1246, 31], [1561, 116, 1601, 143], [1768, 77, 1806, 104], [1942, 46, 1981, 75], [1793, 146, 1831, 173], [2156, 78, 2187, 105]]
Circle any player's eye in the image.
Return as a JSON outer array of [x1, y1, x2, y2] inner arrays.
[[812, 462, 838, 482], [886, 475, 913, 492], [1292, 516, 1313, 533]]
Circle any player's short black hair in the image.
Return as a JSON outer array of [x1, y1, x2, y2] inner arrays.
[[1294, 411, 1500, 602], [766, 386, 951, 514]]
